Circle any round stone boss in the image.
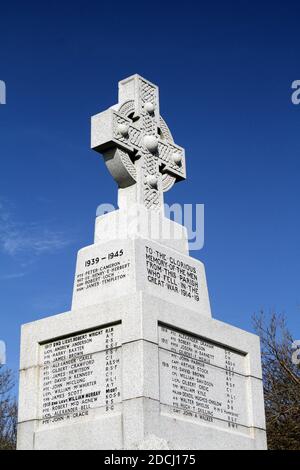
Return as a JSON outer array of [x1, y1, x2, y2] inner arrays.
[[146, 174, 158, 189], [117, 100, 177, 192], [144, 101, 155, 114]]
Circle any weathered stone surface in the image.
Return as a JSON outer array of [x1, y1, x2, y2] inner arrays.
[[71, 238, 211, 316], [17, 74, 266, 450], [94, 206, 189, 254], [18, 291, 266, 450]]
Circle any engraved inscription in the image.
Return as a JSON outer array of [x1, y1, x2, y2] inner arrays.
[[159, 325, 250, 434], [145, 246, 200, 302], [40, 324, 121, 427], [75, 248, 130, 294]]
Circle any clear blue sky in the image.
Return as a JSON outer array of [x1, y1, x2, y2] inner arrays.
[[0, 1, 299, 381]]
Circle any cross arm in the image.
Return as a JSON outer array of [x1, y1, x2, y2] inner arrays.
[[91, 108, 142, 154], [158, 140, 186, 181]]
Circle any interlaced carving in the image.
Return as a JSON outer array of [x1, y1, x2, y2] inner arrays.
[[140, 79, 155, 106], [118, 100, 135, 118], [119, 149, 137, 181], [92, 75, 186, 210]]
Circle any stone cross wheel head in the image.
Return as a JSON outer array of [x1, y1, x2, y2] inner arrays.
[[91, 74, 186, 211]]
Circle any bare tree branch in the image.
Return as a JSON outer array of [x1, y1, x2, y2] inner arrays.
[[0, 365, 17, 450], [253, 312, 300, 450]]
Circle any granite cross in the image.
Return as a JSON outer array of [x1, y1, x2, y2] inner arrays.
[[91, 74, 186, 211]]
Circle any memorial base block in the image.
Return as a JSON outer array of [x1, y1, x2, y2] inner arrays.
[[17, 287, 267, 450], [17, 73, 267, 449]]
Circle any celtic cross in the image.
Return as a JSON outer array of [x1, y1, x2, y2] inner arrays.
[[91, 74, 186, 211]]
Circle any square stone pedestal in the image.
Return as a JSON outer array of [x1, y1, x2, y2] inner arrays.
[[17, 236, 267, 449]]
